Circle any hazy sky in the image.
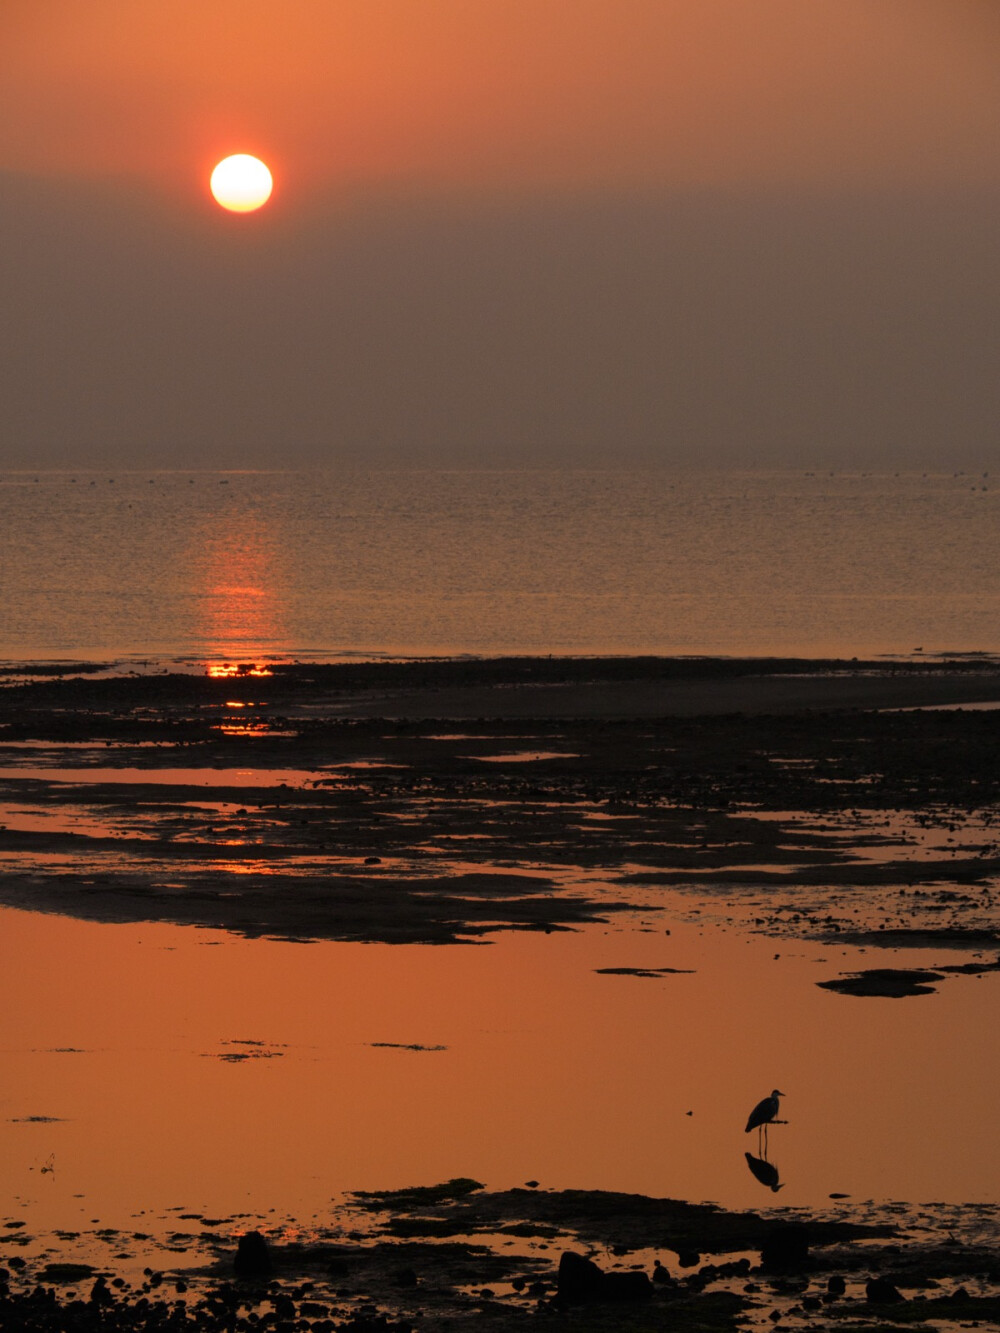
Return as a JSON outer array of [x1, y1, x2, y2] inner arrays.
[[2, 0, 998, 469]]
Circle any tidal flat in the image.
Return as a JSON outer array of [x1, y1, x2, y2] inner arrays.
[[1, 656, 999, 1331]]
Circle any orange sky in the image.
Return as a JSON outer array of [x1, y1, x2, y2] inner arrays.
[[2, 1, 998, 471], [2, 0, 999, 199]]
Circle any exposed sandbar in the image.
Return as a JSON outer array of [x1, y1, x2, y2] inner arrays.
[[0, 656, 998, 951]]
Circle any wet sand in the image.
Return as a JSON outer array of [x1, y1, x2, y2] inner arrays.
[[1, 656, 999, 1329], [2, 646, 998, 955], [1, 656, 998, 947]]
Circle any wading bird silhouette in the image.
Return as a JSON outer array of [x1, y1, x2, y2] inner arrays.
[[745, 1089, 785, 1150], [744, 1151, 784, 1192]]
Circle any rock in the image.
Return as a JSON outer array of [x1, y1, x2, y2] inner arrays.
[[827, 1274, 846, 1296], [272, 1292, 296, 1319], [761, 1224, 810, 1273], [38, 1263, 96, 1283], [676, 1248, 701, 1268], [234, 1230, 273, 1280], [866, 1276, 905, 1303], [556, 1251, 652, 1304], [557, 1252, 605, 1303], [89, 1275, 114, 1306], [602, 1271, 653, 1302]]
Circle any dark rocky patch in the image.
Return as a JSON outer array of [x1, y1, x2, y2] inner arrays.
[[6, 1183, 998, 1333], [354, 1179, 485, 1208], [1, 658, 999, 953], [834, 928, 1000, 949], [233, 1231, 272, 1280], [867, 1276, 906, 1302], [760, 1223, 811, 1272], [350, 1185, 894, 1256], [556, 1250, 653, 1304], [35, 1262, 96, 1282], [817, 969, 944, 997], [935, 956, 1000, 975], [594, 966, 694, 978], [368, 1043, 448, 1052]]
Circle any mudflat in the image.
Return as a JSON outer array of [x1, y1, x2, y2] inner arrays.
[[1, 655, 999, 1330], [0, 655, 998, 949]]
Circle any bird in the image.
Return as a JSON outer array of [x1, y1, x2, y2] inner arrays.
[[745, 1089, 785, 1135], [744, 1151, 784, 1192]]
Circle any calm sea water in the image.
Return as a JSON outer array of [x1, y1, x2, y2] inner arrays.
[[2, 468, 997, 661]]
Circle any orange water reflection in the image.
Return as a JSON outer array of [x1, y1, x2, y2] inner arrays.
[[2, 901, 999, 1257], [195, 513, 286, 668], [207, 664, 274, 678]]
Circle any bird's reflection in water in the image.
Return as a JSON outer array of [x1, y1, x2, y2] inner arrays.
[[745, 1151, 785, 1193]]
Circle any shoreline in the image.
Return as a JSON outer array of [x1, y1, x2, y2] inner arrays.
[[2, 653, 1000, 720], [1, 656, 999, 944], [2, 1186, 998, 1332]]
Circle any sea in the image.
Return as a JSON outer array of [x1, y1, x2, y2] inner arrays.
[[2, 466, 1000, 1287], [2, 467, 997, 663]]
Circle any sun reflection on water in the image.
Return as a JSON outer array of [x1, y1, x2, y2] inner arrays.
[[206, 663, 274, 678], [196, 513, 286, 671]]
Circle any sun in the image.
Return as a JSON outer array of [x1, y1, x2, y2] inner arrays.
[[210, 155, 273, 213]]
